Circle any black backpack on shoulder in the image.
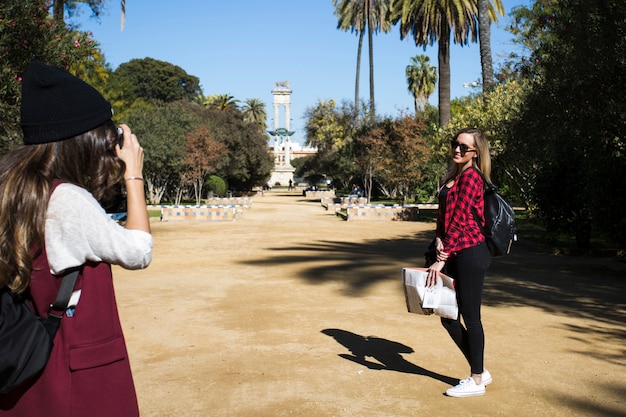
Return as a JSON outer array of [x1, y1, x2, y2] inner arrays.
[[473, 181, 517, 257]]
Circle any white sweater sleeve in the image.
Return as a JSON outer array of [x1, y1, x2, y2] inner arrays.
[[45, 183, 153, 275]]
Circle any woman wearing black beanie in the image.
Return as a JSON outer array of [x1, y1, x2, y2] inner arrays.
[[0, 61, 152, 416]]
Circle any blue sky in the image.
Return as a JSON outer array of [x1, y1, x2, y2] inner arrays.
[[72, 0, 528, 144]]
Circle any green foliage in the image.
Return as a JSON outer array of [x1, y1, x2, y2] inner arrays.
[[303, 99, 360, 189], [123, 100, 201, 204], [241, 98, 268, 132], [203, 94, 239, 111], [291, 155, 315, 178], [405, 54, 437, 114], [108, 57, 202, 117], [439, 79, 531, 206], [354, 115, 430, 203], [0, 0, 101, 150], [506, 0, 626, 249], [124, 99, 273, 202], [205, 175, 227, 197]]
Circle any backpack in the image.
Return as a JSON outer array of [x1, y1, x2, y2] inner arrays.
[[473, 182, 517, 257], [0, 269, 79, 393]]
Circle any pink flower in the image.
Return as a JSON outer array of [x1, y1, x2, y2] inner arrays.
[[74, 39, 80, 47]]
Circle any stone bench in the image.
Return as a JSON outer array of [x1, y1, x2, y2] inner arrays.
[[320, 196, 368, 208], [304, 190, 335, 199], [205, 197, 252, 211], [160, 205, 243, 222], [337, 204, 420, 221]]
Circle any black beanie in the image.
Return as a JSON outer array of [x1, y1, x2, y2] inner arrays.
[[20, 61, 114, 144]]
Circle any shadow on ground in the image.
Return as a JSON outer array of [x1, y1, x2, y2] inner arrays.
[[321, 328, 458, 386], [242, 231, 626, 335]]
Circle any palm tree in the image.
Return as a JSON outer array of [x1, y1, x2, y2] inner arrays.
[[241, 98, 268, 131], [478, 0, 504, 93], [391, 0, 503, 127], [333, 0, 392, 120], [203, 94, 240, 111], [406, 55, 437, 115], [120, 0, 127, 30], [52, 0, 127, 31]]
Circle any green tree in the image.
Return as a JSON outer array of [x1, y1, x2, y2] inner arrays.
[[0, 0, 100, 150], [506, 0, 626, 248], [205, 107, 274, 191], [123, 100, 202, 204], [405, 54, 437, 115], [438, 79, 531, 206], [333, 0, 392, 119], [109, 58, 202, 111], [205, 175, 227, 198], [357, 115, 429, 203], [391, 0, 503, 127], [241, 98, 268, 132], [53, 0, 127, 29], [203, 93, 240, 111], [477, 0, 503, 93], [304, 100, 360, 189]]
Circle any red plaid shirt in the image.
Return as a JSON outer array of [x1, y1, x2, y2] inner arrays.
[[436, 167, 485, 255]]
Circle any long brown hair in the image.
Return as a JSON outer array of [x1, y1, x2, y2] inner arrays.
[[443, 127, 492, 185], [0, 120, 124, 293]]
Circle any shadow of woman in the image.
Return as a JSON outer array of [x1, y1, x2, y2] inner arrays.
[[321, 328, 457, 386]]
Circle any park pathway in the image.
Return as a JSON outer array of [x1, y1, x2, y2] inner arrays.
[[115, 190, 626, 417]]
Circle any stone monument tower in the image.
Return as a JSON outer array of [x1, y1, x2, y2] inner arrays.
[[267, 81, 296, 187]]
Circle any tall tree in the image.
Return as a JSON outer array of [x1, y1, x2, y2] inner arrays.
[[241, 98, 268, 132], [53, 0, 127, 29], [0, 0, 100, 149], [333, 0, 392, 119], [507, 0, 626, 248], [392, 0, 503, 126], [109, 57, 202, 107], [184, 126, 227, 205], [405, 54, 437, 114], [478, 0, 504, 93], [204, 94, 240, 111]]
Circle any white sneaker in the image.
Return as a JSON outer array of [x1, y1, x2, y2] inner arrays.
[[445, 377, 485, 398], [482, 369, 493, 386]]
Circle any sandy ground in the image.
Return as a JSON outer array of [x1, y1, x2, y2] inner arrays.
[[112, 190, 626, 417]]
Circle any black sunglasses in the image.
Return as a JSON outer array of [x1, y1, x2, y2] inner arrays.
[[450, 140, 476, 154]]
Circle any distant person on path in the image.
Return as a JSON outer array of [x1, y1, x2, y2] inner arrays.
[[426, 127, 492, 398], [288, 179, 293, 190], [0, 61, 153, 416]]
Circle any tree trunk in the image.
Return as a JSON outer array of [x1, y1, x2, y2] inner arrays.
[[367, 14, 376, 120], [355, 31, 364, 119], [53, 0, 65, 22], [478, 0, 495, 93], [438, 25, 451, 127]]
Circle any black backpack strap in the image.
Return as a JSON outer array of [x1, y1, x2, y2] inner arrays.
[[43, 268, 81, 337], [471, 171, 495, 235], [471, 206, 486, 235]]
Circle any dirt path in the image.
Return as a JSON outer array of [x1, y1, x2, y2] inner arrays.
[[112, 191, 626, 417]]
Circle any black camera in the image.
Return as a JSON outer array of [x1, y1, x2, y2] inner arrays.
[[117, 127, 124, 148]]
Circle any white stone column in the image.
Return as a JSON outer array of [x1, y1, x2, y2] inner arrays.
[[273, 103, 279, 163], [284, 103, 291, 166]]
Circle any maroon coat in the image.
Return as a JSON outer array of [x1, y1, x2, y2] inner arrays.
[[0, 247, 140, 416]]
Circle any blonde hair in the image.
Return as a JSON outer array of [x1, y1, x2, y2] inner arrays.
[[444, 127, 492, 185]]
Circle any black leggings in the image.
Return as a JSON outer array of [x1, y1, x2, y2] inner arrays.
[[441, 242, 490, 375]]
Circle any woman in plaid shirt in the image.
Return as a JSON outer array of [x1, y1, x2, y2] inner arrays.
[[426, 127, 492, 398]]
